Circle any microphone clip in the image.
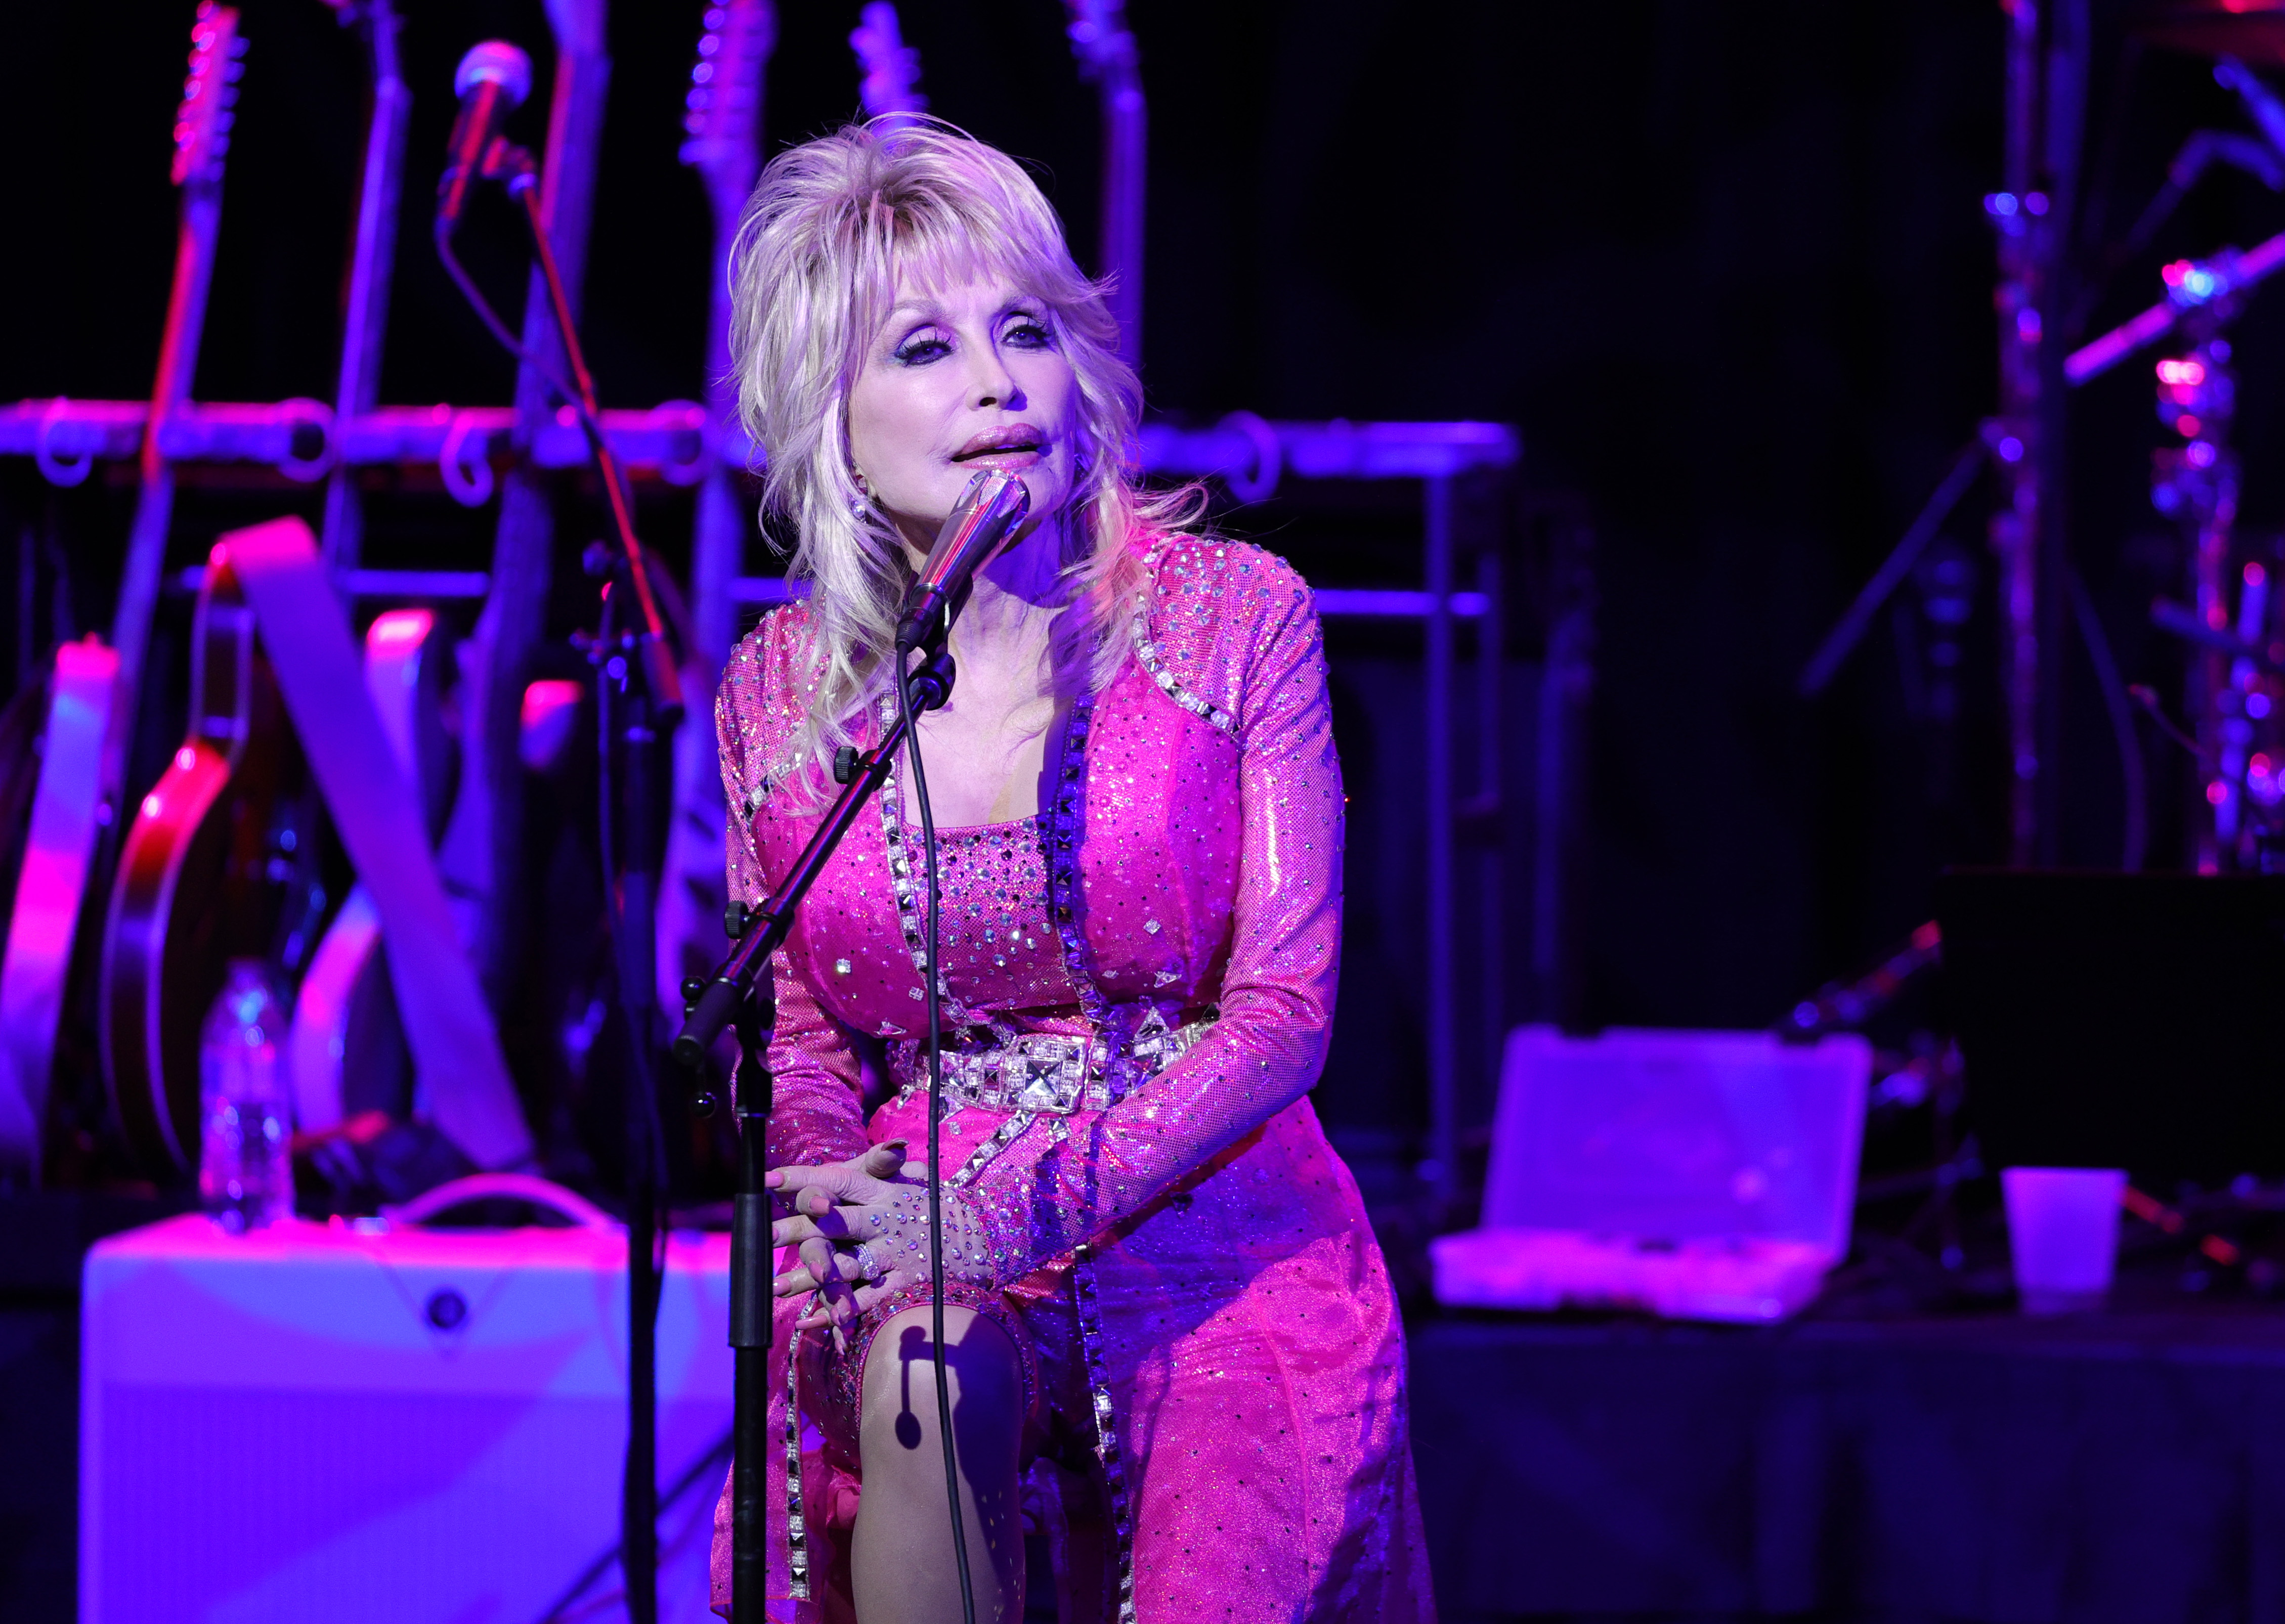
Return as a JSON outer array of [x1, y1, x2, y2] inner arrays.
[[904, 645, 958, 715], [479, 136, 537, 198]]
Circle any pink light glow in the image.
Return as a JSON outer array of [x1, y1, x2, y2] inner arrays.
[[367, 608, 434, 647]]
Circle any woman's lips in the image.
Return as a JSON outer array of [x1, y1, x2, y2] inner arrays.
[[951, 445, 1042, 471], [951, 428, 1045, 469]]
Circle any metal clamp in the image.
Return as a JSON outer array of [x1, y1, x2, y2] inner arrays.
[[34, 396, 93, 488], [440, 411, 494, 507]]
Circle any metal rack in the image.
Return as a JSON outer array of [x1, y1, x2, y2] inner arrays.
[[6, 402, 1525, 1198]]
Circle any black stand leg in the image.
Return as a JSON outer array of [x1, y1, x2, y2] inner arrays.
[[725, 974, 775, 1624], [599, 610, 668, 1624]]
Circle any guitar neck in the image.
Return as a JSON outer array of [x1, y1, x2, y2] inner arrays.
[[106, 181, 226, 802], [337, 1, 407, 433], [108, 2, 244, 803], [322, 0, 411, 569]]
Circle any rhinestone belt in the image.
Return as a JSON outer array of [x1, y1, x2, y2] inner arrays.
[[892, 1009, 1216, 1116]]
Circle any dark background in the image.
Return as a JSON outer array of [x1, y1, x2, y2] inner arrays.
[[8, 5, 2285, 1619], [4, 0, 2282, 1051]]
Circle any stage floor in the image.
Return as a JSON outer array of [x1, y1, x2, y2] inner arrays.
[[12, 1193, 2285, 1624], [1413, 1278, 2285, 1624]]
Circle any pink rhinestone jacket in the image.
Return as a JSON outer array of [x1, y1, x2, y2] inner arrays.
[[711, 533, 1434, 1622]]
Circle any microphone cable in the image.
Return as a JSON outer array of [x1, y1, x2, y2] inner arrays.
[[895, 650, 980, 1624], [433, 227, 634, 524]]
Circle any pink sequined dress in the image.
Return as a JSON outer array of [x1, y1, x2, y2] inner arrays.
[[709, 534, 1435, 1622]]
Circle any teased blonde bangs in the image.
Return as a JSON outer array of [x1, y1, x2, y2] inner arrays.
[[727, 118, 1198, 793]]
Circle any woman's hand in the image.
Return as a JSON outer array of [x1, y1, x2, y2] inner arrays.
[[769, 1140, 997, 1332]]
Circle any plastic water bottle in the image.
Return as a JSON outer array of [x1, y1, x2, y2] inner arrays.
[[199, 961, 293, 1233]]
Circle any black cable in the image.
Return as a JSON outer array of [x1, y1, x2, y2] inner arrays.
[[895, 647, 979, 1624], [434, 222, 639, 528], [436, 224, 582, 419], [594, 584, 670, 1624]]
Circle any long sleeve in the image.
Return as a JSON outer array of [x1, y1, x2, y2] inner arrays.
[[716, 633, 869, 1170], [958, 560, 1344, 1278]]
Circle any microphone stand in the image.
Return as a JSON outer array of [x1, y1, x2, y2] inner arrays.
[[675, 637, 960, 1624], [436, 131, 683, 1624]]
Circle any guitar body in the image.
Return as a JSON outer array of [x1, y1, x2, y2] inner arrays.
[[100, 557, 303, 1176]]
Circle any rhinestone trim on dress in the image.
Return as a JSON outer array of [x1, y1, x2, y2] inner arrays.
[[1073, 1244, 1140, 1624], [1039, 689, 1143, 1620], [785, 1341, 808, 1599], [1133, 607, 1236, 735]]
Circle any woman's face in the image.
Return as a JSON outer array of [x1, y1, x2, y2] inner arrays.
[[846, 273, 1081, 561]]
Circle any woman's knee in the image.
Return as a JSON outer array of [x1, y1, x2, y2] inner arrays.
[[858, 1304, 1024, 1473]]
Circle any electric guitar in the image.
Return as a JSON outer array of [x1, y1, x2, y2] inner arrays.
[[658, 0, 777, 1025], [100, 546, 312, 1175], [10, 7, 244, 1180], [0, 640, 118, 1179], [104, 2, 245, 807]]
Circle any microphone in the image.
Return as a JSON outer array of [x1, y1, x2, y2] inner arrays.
[[893, 471, 1032, 653], [437, 41, 532, 233]]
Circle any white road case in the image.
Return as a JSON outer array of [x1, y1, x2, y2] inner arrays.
[[81, 1213, 733, 1623]]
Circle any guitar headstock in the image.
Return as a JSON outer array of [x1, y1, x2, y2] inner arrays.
[[850, 3, 927, 126], [1063, 0, 1137, 85], [171, 3, 247, 189], [680, 0, 774, 181]]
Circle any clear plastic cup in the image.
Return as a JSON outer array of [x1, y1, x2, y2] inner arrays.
[[2002, 1167, 2126, 1315]]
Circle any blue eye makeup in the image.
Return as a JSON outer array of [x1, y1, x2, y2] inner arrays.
[[891, 329, 952, 366]]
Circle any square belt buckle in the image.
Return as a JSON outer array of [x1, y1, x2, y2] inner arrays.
[[1008, 1034, 1093, 1114]]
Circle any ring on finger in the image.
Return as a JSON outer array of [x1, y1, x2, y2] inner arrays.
[[853, 1241, 887, 1284]]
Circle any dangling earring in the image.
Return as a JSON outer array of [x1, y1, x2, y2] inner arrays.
[[848, 469, 873, 519]]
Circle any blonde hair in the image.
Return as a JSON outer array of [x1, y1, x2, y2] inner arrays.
[[728, 118, 1193, 783]]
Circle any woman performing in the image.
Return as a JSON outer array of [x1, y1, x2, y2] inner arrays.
[[710, 119, 1433, 1624]]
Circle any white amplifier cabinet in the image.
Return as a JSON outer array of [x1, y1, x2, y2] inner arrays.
[[81, 1214, 733, 1623]]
